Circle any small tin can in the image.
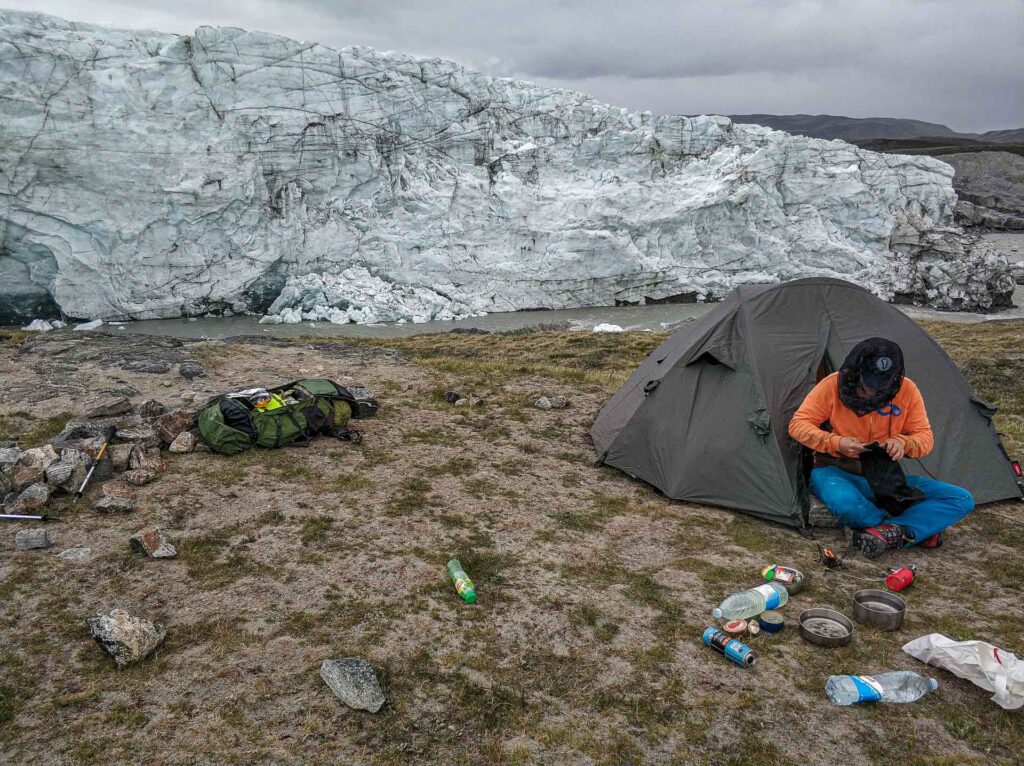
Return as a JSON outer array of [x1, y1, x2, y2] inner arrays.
[[758, 610, 785, 634], [762, 564, 806, 595], [723, 619, 748, 636], [702, 627, 757, 667]]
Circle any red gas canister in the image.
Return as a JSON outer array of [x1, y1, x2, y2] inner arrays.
[[885, 566, 916, 592]]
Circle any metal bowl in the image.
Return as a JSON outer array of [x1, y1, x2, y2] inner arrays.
[[799, 608, 854, 647], [852, 589, 906, 631]]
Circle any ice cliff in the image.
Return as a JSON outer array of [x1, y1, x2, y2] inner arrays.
[[0, 11, 1015, 324]]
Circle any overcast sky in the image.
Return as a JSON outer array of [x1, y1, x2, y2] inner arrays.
[[4, 0, 1022, 132]]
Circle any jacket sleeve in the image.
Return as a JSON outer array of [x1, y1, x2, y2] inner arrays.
[[894, 381, 934, 458], [788, 379, 842, 455]]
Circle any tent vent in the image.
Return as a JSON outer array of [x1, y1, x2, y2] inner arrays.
[[643, 380, 660, 396]]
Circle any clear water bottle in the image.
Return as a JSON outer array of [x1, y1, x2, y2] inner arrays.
[[712, 582, 788, 620], [826, 671, 938, 705]]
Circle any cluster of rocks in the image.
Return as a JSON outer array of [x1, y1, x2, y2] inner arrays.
[[444, 390, 484, 407], [2, 393, 215, 518], [534, 395, 569, 411]]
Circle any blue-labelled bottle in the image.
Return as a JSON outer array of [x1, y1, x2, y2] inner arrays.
[[826, 672, 938, 705], [702, 627, 756, 667], [712, 582, 788, 620]]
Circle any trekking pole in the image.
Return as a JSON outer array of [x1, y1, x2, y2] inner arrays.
[[1, 513, 58, 522], [73, 426, 117, 506]]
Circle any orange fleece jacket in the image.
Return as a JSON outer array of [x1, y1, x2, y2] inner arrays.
[[788, 373, 934, 458]]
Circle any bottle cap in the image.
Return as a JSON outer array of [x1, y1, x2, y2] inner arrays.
[[464, 591, 477, 604], [928, 678, 939, 691], [712, 608, 723, 619]]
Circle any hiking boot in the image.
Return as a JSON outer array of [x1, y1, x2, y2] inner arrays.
[[918, 532, 943, 549], [852, 524, 907, 559]]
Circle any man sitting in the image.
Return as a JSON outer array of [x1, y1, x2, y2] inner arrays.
[[789, 337, 974, 558]]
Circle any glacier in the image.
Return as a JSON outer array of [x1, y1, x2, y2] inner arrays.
[[0, 10, 1015, 325]]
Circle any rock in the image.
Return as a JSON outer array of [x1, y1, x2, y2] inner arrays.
[[18, 445, 59, 473], [547, 396, 569, 409], [57, 547, 92, 562], [129, 449, 167, 474], [162, 381, 173, 388], [122, 361, 170, 374], [0, 471, 11, 497], [107, 443, 134, 473], [10, 463, 45, 492], [86, 397, 132, 418], [55, 448, 90, 493], [444, 391, 461, 404], [94, 484, 137, 513], [534, 396, 552, 410], [156, 409, 198, 445], [178, 361, 205, 380], [86, 609, 167, 668], [0, 10, 1014, 326], [44, 460, 74, 488], [0, 446, 21, 470], [320, 659, 386, 713], [138, 400, 165, 419], [120, 469, 156, 486], [180, 392, 196, 404], [11, 483, 51, 512], [14, 527, 56, 550], [115, 426, 161, 450], [168, 431, 196, 453], [130, 527, 177, 558]]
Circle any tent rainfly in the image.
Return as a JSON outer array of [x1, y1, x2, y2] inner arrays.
[[591, 278, 1023, 528]]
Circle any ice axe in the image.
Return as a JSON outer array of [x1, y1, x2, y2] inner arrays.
[[1, 513, 59, 522], [73, 426, 117, 506]]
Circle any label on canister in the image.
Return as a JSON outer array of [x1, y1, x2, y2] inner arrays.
[[758, 610, 785, 633], [752, 583, 784, 610], [702, 627, 757, 667]]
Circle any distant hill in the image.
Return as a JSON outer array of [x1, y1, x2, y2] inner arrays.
[[728, 114, 1023, 144]]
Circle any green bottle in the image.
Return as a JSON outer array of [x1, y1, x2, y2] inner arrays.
[[447, 559, 477, 604]]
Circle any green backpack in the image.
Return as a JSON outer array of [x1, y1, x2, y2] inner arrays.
[[198, 379, 378, 455]]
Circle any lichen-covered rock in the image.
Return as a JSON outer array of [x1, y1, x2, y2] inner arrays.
[[14, 527, 56, 549], [0, 446, 21, 471], [10, 463, 45, 493], [129, 449, 167, 474], [18, 445, 59, 473], [0, 10, 1014, 326], [57, 546, 92, 562], [130, 527, 177, 558], [86, 397, 132, 418], [44, 460, 74, 488], [120, 469, 156, 486], [11, 482, 51, 512], [138, 400, 165, 419], [94, 484, 137, 513], [86, 609, 166, 668], [320, 659, 386, 712], [115, 426, 161, 450], [107, 443, 134, 473], [178, 362, 205, 380], [156, 410, 198, 445], [168, 431, 196, 454]]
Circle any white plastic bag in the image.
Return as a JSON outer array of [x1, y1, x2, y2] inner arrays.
[[903, 633, 1024, 710]]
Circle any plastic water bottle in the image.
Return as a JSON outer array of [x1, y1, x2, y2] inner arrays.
[[712, 582, 788, 620], [825, 671, 938, 705], [446, 559, 477, 604]]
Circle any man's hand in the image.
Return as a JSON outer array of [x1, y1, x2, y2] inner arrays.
[[838, 436, 867, 458], [882, 437, 905, 461]]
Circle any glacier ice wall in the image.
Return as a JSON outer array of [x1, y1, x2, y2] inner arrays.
[[0, 10, 1015, 323]]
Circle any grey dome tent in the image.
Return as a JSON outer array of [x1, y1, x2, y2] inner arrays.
[[591, 278, 1022, 527]]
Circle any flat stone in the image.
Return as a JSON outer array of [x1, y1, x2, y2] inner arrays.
[[0, 446, 21, 470], [15, 527, 56, 550], [86, 609, 167, 668], [121, 361, 170, 374], [57, 547, 92, 562], [11, 463, 45, 492], [11, 483, 51, 512], [130, 527, 177, 558], [156, 409, 198, 444], [138, 399, 165, 419], [320, 658, 385, 713], [168, 431, 196, 453], [86, 397, 132, 418], [115, 426, 161, 450], [101, 482, 137, 500], [18, 445, 59, 472], [94, 495, 137, 513], [120, 469, 156, 486]]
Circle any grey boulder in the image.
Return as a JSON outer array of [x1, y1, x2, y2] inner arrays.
[[86, 609, 167, 668], [15, 527, 56, 550], [86, 397, 133, 418], [320, 659, 385, 713], [11, 482, 51, 512]]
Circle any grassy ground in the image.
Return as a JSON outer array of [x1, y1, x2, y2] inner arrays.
[[0, 320, 1022, 766]]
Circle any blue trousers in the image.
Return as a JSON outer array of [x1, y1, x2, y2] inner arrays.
[[810, 466, 974, 543]]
